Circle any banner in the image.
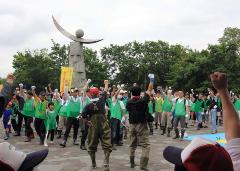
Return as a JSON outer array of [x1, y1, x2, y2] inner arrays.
[[60, 67, 73, 93]]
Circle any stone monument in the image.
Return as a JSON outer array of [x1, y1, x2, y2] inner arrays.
[[52, 16, 103, 88]]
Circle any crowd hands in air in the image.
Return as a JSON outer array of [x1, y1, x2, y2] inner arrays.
[[0, 72, 240, 171]]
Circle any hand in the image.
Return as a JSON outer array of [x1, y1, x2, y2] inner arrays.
[[65, 80, 69, 86], [87, 121, 93, 127], [117, 85, 121, 90], [19, 83, 24, 88], [6, 73, 15, 84], [87, 79, 92, 84], [104, 80, 109, 85], [31, 86, 36, 90], [210, 72, 228, 92], [48, 83, 51, 87]]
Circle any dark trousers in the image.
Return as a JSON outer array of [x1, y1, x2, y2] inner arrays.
[[16, 112, 24, 134], [63, 117, 79, 141], [110, 118, 121, 144], [47, 129, 55, 141], [34, 118, 46, 142], [23, 115, 34, 137], [11, 119, 18, 132], [81, 124, 89, 145], [173, 116, 186, 130]]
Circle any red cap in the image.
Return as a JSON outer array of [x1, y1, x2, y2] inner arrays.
[[7, 102, 13, 107], [89, 87, 100, 96]]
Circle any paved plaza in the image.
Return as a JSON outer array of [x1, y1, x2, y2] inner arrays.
[[0, 124, 223, 171]]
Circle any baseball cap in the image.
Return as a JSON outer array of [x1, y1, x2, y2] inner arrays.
[[0, 142, 48, 171], [89, 87, 100, 96], [163, 137, 234, 171]]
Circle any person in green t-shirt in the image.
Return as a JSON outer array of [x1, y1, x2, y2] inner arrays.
[[234, 95, 240, 119], [33, 90, 48, 145], [60, 89, 81, 147], [110, 88, 126, 150], [44, 102, 58, 147], [173, 91, 189, 140], [194, 93, 205, 130], [79, 81, 92, 150], [203, 94, 210, 127], [10, 98, 19, 133], [148, 95, 155, 135], [161, 90, 173, 137], [154, 91, 164, 129], [21, 88, 35, 142]]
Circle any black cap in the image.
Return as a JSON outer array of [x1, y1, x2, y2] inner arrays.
[[163, 146, 187, 171], [18, 149, 49, 171]]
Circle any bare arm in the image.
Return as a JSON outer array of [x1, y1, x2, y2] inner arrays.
[[211, 72, 240, 141]]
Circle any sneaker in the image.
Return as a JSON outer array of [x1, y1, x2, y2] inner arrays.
[[44, 143, 48, 147], [50, 141, 54, 144]]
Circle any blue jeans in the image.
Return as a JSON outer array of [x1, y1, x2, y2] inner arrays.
[[196, 112, 202, 123], [210, 109, 217, 131]]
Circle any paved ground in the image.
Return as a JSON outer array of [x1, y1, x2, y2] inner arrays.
[[0, 124, 223, 171]]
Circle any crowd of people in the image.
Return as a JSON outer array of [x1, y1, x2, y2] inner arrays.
[[1, 73, 240, 171]]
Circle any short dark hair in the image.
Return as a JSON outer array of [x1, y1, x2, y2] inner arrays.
[[48, 102, 54, 108], [130, 86, 142, 96]]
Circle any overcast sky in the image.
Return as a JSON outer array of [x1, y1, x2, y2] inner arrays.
[[1, 0, 240, 78]]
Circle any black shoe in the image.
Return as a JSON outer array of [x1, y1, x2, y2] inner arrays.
[[73, 140, 79, 145], [112, 145, 117, 150], [60, 140, 66, 147], [14, 133, 20, 136], [24, 137, 31, 142], [80, 145, 87, 150]]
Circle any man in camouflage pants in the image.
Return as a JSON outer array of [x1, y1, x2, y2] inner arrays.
[[82, 80, 112, 171], [126, 75, 154, 171]]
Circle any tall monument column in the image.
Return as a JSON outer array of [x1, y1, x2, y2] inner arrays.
[[52, 16, 103, 88]]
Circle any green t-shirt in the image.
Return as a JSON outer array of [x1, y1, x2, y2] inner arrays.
[[110, 100, 123, 120], [67, 97, 80, 118], [148, 101, 154, 114], [23, 98, 35, 117], [59, 100, 68, 117], [162, 97, 173, 112], [174, 98, 186, 116], [155, 97, 163, 112], [10, 102, 19, 119], [44, 110, 57, 131], [35, 100, 48, 120], [234, 99, 240, 111], [194, 99, 204, 113], [53, 99, 62, 114]]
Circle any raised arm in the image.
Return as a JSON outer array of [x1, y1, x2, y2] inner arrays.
[[146, 74, 154, 95], [210, 72, 240, 141]]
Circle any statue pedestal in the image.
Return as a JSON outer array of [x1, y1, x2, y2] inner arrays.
[[69, 42, 86, 88]]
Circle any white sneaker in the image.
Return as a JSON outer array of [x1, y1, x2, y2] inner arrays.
[[50, 141, 54, 144], [44, 143, 48, 147]]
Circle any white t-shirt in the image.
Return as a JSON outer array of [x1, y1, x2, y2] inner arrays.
[[226, 138, 240, 171]]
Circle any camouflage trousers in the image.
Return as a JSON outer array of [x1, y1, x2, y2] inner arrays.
[[87, 114, 112, 153], [129, 122, 150, 158]]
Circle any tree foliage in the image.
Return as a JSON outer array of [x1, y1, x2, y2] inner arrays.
[[11, 27, 240, 94], [12, 41, 108, 91]]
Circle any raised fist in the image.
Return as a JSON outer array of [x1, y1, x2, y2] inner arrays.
[[6, 73, 15, 84], [104, 80, 109, 85], [210, 72, 228, 91], [87, 79, 92, 84]]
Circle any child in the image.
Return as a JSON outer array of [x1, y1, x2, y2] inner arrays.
[[44, 102, 57, 147], [2, 102, 13, 140]]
